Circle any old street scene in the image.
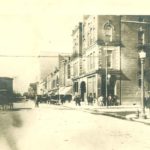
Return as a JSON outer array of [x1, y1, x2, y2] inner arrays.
[[1, 2, 150, 150]]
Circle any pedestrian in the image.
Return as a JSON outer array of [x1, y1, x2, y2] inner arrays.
[[61, 95, 65, 104], [113, 95, 119, 106], [77, 94, 81, 106], [74, 93, 78, 106], [108, 94, 112, 106], [35, 95, 39, 107], [74, 94, 81, 106], [93, 93, 96, 104], [98, 95, 104, 106], [87, 94, 91, 105], [88, 93, 94, 105]]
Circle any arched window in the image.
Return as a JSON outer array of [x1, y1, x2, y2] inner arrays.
[[103, 20, 113, 42]]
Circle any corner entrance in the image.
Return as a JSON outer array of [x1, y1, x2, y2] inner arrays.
[[101, 75, 116, 97]]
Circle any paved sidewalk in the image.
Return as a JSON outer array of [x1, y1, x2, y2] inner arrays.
[[63, 101, 150, 125]]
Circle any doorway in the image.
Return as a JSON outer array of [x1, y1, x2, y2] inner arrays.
[[80, 81, 86, 101]]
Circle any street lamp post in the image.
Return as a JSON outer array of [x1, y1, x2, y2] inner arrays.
[[139, 50, 146, 119], [105, 43, 108, 107]]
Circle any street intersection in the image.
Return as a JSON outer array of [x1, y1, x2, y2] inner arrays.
[[0, 101, 150, 150]]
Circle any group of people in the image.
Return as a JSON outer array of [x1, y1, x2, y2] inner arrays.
[[73, 93, 119, 107], [98, 94, 119, 106], [74, 94, 81, 106]]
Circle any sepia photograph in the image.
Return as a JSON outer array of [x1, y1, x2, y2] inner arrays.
[[0, 0, 150, 150]]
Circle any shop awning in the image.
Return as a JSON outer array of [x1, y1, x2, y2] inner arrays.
[[54, 87, 65, 95], [0, 89, 7, 92], [48, 91, 55, 95], [97, 68, 129, 80], [59, 86, 72, 95]]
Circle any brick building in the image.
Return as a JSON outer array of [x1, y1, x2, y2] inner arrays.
[[71, 15, 150, 105]]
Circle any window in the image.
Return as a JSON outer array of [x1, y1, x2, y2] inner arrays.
[[104, 21, 113, 42], [67, 64, 71, 79], [107, 50, 112, 68], [138, 78, 141, 87], [87, 32, 91, 46], [90, 53, 93, 69], [82, 59, 86, 74], [87, 55, 89, 70], [93, 51, 95, 68], [74, 82, 78, 92], [138, 27, 145, 45], [73, 62, 78, 76], [98, 51, 101, 68]]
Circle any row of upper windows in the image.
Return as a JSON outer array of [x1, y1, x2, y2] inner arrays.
[[73, 17, 149, 49], [72, 49, 113, 75], [82, 20, 114, 47], [73, 20, 114, 51]]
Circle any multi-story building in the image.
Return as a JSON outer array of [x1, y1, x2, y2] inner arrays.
[[120, 15, 150, 104], [58, 54, 72, 96], [71, 15, 150, 105], [71, 22, 83, 99], [71, 16, 121, 103], [48, 68, 59, 94]]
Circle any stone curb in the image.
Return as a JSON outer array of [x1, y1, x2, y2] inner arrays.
[[63, 105, 150, 125]]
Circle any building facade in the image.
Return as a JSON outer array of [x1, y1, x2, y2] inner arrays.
[[71, 15, 150, 105], [120, 15, 150, 104], [36, 15, 150, 105], [58, 54, 72, 96]]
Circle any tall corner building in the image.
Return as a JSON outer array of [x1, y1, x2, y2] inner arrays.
[[71, 15, 150, 105]]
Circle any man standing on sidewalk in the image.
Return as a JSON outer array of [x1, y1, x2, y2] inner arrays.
[[74, 94, 81, 106]]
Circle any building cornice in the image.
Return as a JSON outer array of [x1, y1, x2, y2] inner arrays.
[[121, 20, 150, 25]]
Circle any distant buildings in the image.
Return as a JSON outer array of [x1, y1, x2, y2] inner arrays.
[[34, 15, 150, 105]]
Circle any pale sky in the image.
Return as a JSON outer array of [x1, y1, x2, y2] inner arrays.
[[0, 0, 149, 93]]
